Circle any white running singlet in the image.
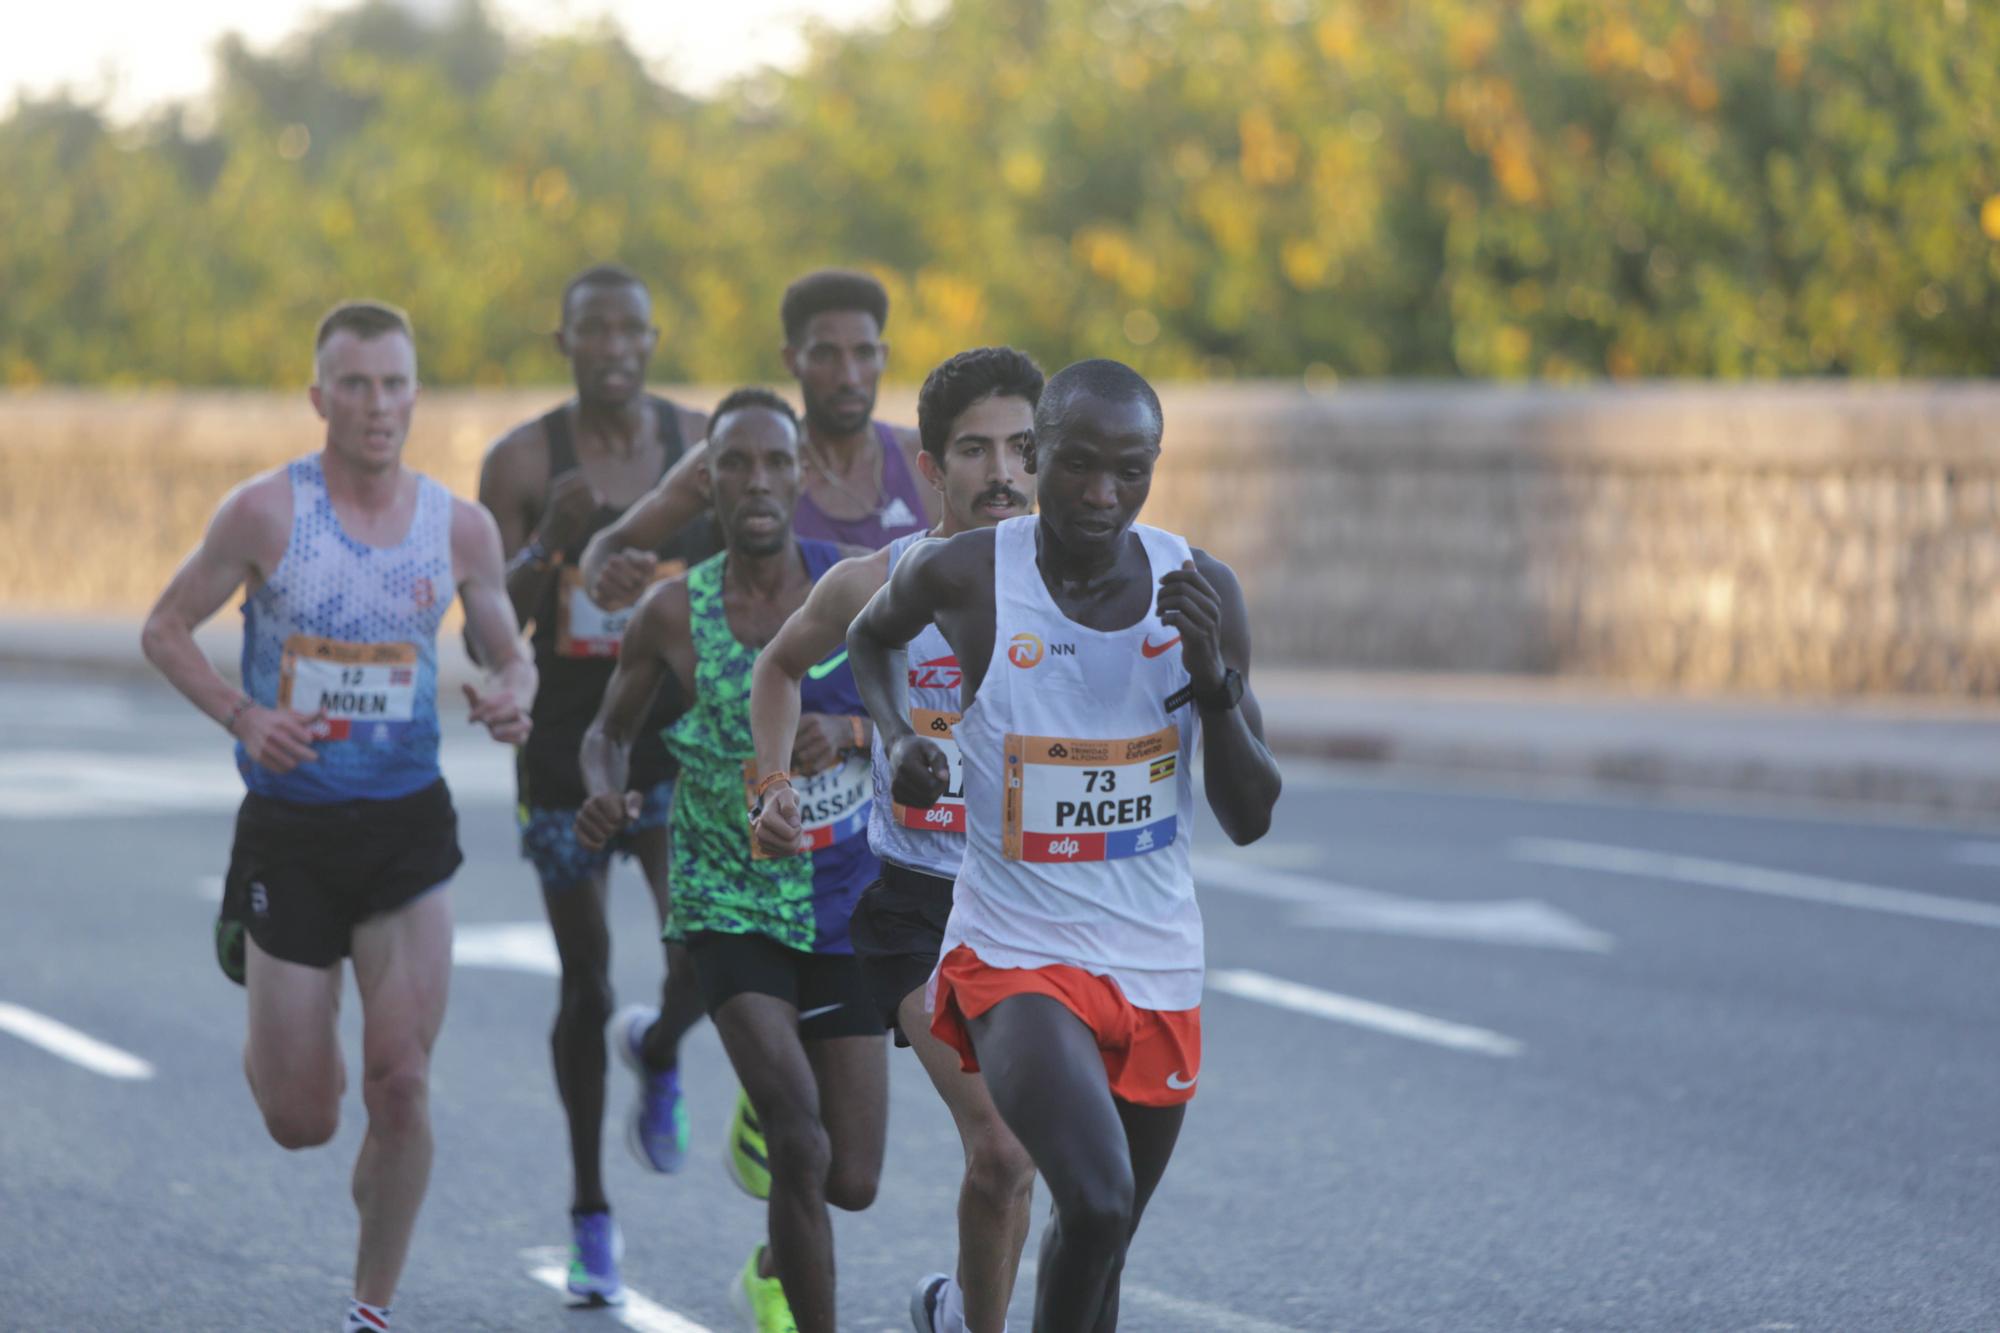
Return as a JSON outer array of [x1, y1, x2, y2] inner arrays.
[[941, 515, 1204, 1011], [866, 530, 967, 879]]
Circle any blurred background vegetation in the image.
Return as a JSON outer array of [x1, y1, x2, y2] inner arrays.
[[4, 0, 1998, 389]]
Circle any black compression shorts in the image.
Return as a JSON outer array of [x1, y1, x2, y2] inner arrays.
[[847, 861, 955, 1046], [683, 930, 878, 1040]]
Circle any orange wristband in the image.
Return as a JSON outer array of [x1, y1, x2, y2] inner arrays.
[[849, 716, 868, 752], [754, 771, 794, 800]]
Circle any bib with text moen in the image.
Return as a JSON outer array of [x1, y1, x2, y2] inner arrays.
[[743, 753, 872, 858], [555, 559, 685, 658], [1001, 723, 1181, 862], [279, 634, 417, 741], [894, 707, 966, 833]]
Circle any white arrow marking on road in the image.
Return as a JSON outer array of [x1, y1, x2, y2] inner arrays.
[[454, 922, 562, 976], [1513, 838, 2000, 930], [524, 1247, 712, 1332], [1193, 854, 1612, 952], [1209, 969, 1523, 1058], [0, 1002, 156, 1080]]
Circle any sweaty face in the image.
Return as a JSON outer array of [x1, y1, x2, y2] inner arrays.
[[709, 408, 803, 557], [784, 310, 884, 437], [561, 282, 656, 409], [312, 331, 418, 473], [1032, 392, 1160, 554], [933, 394, 1035, 533]]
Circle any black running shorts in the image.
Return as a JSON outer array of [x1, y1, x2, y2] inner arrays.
[[847, 861, 955, 1046], [683, 930, 879, 1040], [223, 779, 463, 971]]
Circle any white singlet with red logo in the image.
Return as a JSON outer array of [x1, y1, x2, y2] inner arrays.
[[940, 514, 1203, 1011], [867, 530, 966, 879]]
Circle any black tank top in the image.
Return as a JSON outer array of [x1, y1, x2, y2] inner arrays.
[[517, 395, 720, 809]]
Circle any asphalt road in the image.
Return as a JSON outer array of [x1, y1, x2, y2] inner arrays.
[[2, 672, 1997, 1332]]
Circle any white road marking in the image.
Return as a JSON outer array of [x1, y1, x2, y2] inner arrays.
[[1950, 842, 2000, 868], [1208, 969, 1522, 1058], [523, 1248, 712, 1332], [1204, 840, 1326, 870], [0, 1002, 156, 1080], [1193, 854, 1612, 952], [1512, 838, 2000, 930], [454, 922, 561, 976]]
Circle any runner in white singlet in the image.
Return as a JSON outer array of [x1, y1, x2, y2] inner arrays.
[[744, 348, 1044, 1333], [847, 359, 1283, 1333]]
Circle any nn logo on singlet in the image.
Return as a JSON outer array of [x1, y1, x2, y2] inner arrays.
[[1007, 633, 1075, 669]]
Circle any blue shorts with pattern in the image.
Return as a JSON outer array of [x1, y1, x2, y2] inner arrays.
[[518, 781, 674, 891]]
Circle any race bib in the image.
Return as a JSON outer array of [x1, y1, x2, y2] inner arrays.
[[1002, 725, 1180, 863], [893, 708, 966, 833], [278, 634, 418, 742], [743, 753, 872, 857], [556, 559, 685, 658]]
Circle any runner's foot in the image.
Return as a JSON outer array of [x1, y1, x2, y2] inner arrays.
[[613, 1003, 689, 1172], [566, 1209, 625, 1305], [724, 1087, 771, 1200], [729, 1245, 798, 1332], [908, 1271, 951, 1332]]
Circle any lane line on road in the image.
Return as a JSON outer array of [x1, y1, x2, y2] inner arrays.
[[524, 1248, 712, 1332], [1194, 854, 1612, 952], [1208, 969, 1522, 1058], [1512, 838, 2000, 930], [0, 1002, 156, 1080], [454, 922, 561, 976]]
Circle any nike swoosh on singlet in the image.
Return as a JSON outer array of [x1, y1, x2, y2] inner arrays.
[[1166, 1070, 1196, 1090], [799, 1003, 845, 1020], [1141, 635, 1182, 658], [805, 650, 850, 680]]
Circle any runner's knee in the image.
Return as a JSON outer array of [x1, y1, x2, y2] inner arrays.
[[825, 1155, 880, 1212], [261, 1098, 339, 1150], [1052, 1160, 1134, 1248], [556, 970, 614, 1030], [963, 1127, 1036, 1213], [360, 1061, 429, 1136], [763, 1109, 832, 1195]]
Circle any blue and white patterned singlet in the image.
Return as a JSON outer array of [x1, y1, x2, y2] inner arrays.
[[237, 455, 454, 804]]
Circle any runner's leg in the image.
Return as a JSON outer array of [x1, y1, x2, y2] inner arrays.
[[967, 993, 1136, 1333], [899, 988, 1035, 1332], [712, 990, 840, 1333], [244, 938, 345, 1149], [348, 885, 453, 1308], [631, 825, 705, 1068], [805, 1031, 887, 1214], [541, 867, 616, 1212], [1087, 1098, 1186, 1333]]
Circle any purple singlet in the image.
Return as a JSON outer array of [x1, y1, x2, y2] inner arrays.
[[792, 422, 930, 550]]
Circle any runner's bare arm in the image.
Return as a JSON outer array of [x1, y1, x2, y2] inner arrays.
[[577, 582, 688, 849], [1159, 550, 1280, 844], [847, 534, 974, 806], [141, 474, 323, 772], [577, 438, 712, 610], [453, 498, 537, 744], [748, 550, 890, 855], [477, 421, 566, 629]]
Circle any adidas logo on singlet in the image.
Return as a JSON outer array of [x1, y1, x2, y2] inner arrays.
[[881, 497, 918, 529]]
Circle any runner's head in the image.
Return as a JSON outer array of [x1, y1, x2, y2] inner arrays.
[[310, 300, 418, 473], [558, 263, 657, 410], [706, 388, 803, 558], [779, 269, 888, 438], [915, 347, 1043, 536], [1028, 359, 1163, 554]]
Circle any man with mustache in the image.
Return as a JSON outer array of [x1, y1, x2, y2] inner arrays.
[[476, 264, 716, 1303], [141, 301, 535, 1333], [747, 347, 1043, 1333], [848, 359, 1284, 1331], [577, 390, 885, 1333], [577, 268, 930, 610]]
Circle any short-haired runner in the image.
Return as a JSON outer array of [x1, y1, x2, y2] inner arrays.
[[848, 359, 1283, 1332], [476, 264, 717, 1303], [577, 389, 887, 1333], [575, 266, 930, 611], [141, 301, 537, 1333], [746, 347, 1045, 1333]]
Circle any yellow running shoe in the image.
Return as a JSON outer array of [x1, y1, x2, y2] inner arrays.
[[724, 1087, 771, 1200], [729, 1245, 798, 1333]]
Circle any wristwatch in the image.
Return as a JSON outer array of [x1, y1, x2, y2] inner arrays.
[[1194, 667, 1244, 713]]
